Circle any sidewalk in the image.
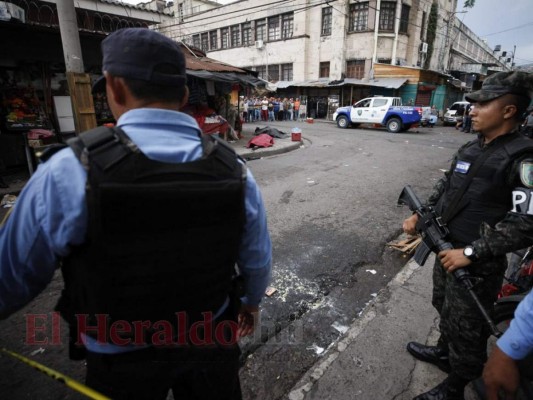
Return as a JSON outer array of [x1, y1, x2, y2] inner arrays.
[[228, 121, 305, 160], [286, 255, 482, 400], [0, 121, 305, 213]]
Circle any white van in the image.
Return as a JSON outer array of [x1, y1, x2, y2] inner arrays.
[[443, 101, 470, 126]]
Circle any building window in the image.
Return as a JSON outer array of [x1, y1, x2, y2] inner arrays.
[[379, 1, 396, 31], [178, 3, 183, 22], [346, 59, 365, 79], [230, 25, 240, 47], [268, 16, 280, 41], [420, 11, 426, 39], [268, 65, 280, 81], [209, 30, 218, 50], [400, 4, 410, 33], [242, 22, 252, 46], [221, 27, 229, 49], [255, 19, 266, 42], [319, 62, 330, 78], [321, 7, 332, 36], [255, 65, 267, 80], [281, 63, 293, 80], [281, 13, 294, 38], [348, 2, 369, 32], [378, 58, 392, 64], [200, 32, 208, 51], [178, 3, 184, 22], [192, 34, 200, 49]]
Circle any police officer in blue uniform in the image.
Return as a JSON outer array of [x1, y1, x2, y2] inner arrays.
[[403, 71, 533, 400], [0, 28, 272, 399], [483, 289, 533, 399]]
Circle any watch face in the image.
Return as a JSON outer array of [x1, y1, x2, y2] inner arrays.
[[464, 247, 474, 257]]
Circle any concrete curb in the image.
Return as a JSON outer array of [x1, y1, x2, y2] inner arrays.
[[235, 139, 304, 160], [284, 254, 452, 400]]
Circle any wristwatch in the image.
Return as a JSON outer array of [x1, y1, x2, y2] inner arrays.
[[463, 245, 480, 262]]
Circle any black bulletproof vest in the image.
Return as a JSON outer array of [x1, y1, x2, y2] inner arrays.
[[56, 127, 246, 344], [437, 132, 533, 244]]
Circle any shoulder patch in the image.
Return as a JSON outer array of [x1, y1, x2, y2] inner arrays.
[[520, 162, 533, 188]]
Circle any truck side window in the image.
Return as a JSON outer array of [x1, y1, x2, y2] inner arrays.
[[355, 99, 371, 108], [372, 99, 388, 108]]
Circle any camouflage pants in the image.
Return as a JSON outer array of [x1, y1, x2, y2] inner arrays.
[[431, 257, 505, 380]]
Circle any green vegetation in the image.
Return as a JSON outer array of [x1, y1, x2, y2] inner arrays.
[[424, 1, 438, 70]]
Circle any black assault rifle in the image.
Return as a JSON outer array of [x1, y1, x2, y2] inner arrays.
[[397, 185, 502, 337]]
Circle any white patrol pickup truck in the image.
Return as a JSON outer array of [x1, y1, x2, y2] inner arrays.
[[332, 97, 430, 133]]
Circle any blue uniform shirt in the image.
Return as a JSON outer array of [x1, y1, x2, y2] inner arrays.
[[497, 290, 533, 360], [0, 108, 272, 352]]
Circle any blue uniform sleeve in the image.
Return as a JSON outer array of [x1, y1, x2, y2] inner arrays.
[[0, 148, 87, 317], [497, 290, 533, 360], [237, 169, 272, 306]]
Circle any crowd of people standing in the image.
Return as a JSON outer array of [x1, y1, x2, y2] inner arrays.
[[240, 96, 306, 123]]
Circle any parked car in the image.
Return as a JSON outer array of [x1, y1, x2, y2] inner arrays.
[[443, 101, 470, 126]]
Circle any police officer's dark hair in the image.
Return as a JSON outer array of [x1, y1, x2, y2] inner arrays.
[[505, 94, 531, 122], [122, 64, 187, 103]]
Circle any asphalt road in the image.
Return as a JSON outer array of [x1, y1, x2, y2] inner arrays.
[[0, 122, 474, 400], [238, 121, 473, 399]]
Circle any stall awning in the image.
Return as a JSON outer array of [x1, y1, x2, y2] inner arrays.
[[344, 78, 407, 89], [270, 77, 407, 90]]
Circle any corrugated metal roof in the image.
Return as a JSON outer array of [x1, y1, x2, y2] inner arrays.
[[99, 0, 173, 15], [179, 44, 248, 73], [185, 56, 247, 73], [186, 70, 266, 87], [180, 46, 265, 86], [177, 44, 266, 86]]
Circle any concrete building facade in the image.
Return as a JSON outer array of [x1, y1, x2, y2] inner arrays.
[[156, 0, 509, 112]]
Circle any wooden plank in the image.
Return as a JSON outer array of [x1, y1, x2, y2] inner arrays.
[[67, 72, 97, 134], [387, 236, 422, 256]]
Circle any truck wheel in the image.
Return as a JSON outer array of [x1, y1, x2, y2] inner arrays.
[[386, 118, 402, 133], [337, 115, 350, 129]]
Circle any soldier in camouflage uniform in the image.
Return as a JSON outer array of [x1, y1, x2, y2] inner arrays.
[[402, 71, 533, 400]]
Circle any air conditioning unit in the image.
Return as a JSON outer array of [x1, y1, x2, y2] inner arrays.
[[255, 40, 264, 49], [419, 42, 428, 54]]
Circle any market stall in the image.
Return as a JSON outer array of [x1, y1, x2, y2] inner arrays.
[[0, 68, 57, 174]]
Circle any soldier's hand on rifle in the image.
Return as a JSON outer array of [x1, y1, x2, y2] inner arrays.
[[438, 249, 471, 273], [402, 214, 419, 236]]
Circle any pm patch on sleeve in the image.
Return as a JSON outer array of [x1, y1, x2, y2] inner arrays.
[[512, 188, 533, 215], [520, 162, 533, 188]]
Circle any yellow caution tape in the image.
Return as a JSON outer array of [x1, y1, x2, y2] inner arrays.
[[0, 347, 111, 400]]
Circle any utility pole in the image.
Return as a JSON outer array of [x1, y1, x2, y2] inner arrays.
[[438, 12, 454, 72], [56, 1, 96, 134], [56, 1, 84, 73], [372, 0, 381, 65]]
